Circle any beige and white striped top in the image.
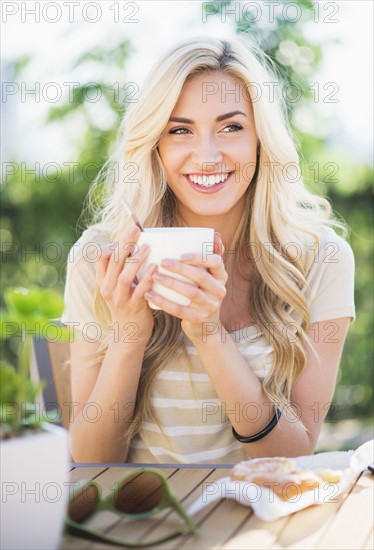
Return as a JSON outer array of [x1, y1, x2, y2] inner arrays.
[[127, 325, 273, 464], [61, 225, 355, 464]]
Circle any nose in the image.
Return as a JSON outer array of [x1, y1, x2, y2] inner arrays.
[[190, 133, 223, 168]]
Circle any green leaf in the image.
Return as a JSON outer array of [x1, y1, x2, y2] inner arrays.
[[4, 287, 64, 319], [0, 363, 45, 406], [0, 364, 20, 403]]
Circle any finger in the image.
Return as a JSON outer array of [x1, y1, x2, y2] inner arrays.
[[143, 289, 217, 323], [105, 224, 141, 283], [213, 232, 225, 256], [132, 263, 158, 300], [151, 270, 224, 307], [162, 255, 227, 286], [117, 243, 150, 291], [95, 247, 113, 285]]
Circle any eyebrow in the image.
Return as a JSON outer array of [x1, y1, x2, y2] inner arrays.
[[169, 110, 247, 124]]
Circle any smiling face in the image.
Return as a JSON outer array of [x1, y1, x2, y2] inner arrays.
[[157, 71, 259, 225]]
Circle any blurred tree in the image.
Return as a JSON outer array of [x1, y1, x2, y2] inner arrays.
[[1, 39, 133, 295]]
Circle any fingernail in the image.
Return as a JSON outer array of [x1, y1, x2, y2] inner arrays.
[[161, 258, 175, 266], [152, 271, 164, 281]]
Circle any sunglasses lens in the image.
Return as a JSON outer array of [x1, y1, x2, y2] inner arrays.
[[115, 472, 167, 514], [68, 484, 100, 523]]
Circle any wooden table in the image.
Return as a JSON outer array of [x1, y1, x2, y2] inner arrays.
[[60, 464, 373, 550]]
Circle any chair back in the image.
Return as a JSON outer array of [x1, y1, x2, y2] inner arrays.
[[30, 336, 71, 430]]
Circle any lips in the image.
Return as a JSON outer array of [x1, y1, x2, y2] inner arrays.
[[184, 171, 234, 193], [188, 172, 230, 186]]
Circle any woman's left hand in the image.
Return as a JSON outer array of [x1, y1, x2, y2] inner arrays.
[[144, 233, 227, 343]]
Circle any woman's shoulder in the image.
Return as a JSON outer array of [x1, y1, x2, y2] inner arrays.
[[304, 225, 355, 323], [306, 225, 355, 274], [316, 224, 351, 247]]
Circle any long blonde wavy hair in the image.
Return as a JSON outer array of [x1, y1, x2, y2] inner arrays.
[[82, 35, 346, 441]]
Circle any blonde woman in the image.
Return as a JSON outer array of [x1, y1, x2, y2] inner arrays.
[[61, 36, 355, 464]]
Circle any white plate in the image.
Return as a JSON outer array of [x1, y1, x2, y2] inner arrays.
[[187, 440, 374, 522]]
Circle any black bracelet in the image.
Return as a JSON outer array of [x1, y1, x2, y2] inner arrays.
[[232, 408, 282, 443]]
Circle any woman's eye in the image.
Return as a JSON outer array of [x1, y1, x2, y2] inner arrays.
[[168, 124, 242, 135], [222, 123, 243, 133], [169, 127, 191, 135]]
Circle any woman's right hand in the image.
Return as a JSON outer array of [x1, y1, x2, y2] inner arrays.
[[95, 224, 157, 344]]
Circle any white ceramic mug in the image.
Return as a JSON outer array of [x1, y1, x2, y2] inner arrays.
[[136, 227, 215, 310]]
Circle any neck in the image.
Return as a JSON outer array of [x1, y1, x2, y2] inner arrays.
[[176, 206, 246, 253]]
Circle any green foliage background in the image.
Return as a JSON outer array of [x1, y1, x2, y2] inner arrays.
[[1, 1, 373, 426]]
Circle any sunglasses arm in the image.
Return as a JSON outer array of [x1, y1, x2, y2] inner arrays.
[[65, 518, 195, 548], [170, 498, 200, 536]]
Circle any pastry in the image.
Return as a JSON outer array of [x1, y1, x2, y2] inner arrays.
[[231, 457, 343, 500]]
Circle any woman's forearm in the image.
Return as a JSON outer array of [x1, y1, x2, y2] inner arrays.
[[192, 324, 313, 458], [69, 337, 147, 463]]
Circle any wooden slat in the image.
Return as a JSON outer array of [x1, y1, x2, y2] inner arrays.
[[222, 514, 289, 550], [182, 499, 253, 549], [68, 467, 108, 482], [316, 473, 374, 549], [270, 487, 347, 549]]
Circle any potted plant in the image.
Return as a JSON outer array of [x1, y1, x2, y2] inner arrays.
[[0, 287, 70, 550]]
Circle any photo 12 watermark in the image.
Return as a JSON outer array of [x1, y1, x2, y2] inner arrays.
[[1, 79, 339, 105], [202, 2, 340, 25], [1, 1, 141, 24], [1, 81, 140, 105], [1, 160, 340, 185], [200, 79, 339, 105]]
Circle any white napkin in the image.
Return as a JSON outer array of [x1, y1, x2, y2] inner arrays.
[[187, 439, 374, 522]]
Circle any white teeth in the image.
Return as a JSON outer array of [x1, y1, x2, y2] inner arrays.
[[188, 173, 230, 187]]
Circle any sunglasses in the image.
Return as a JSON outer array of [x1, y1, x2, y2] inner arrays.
[[64, 467, 199, 547]]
